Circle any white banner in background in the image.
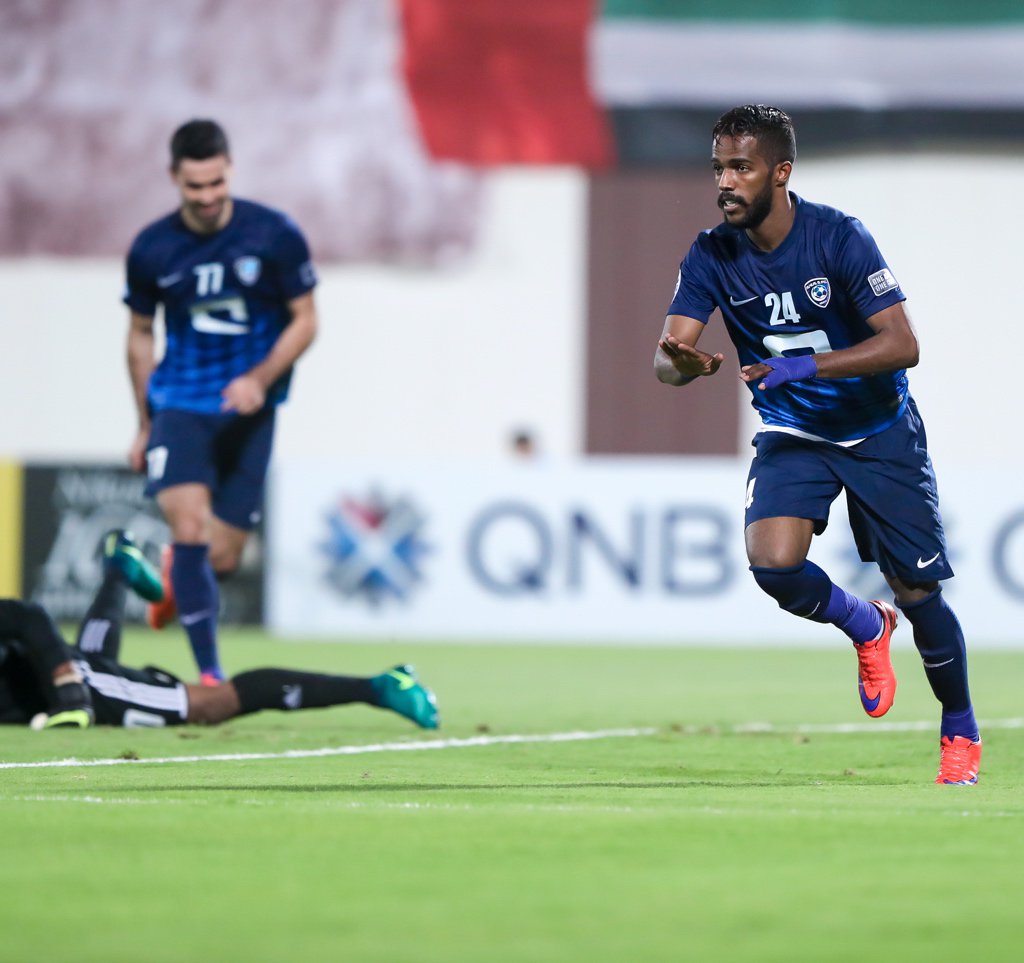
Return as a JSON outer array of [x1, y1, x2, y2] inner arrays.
[[268, 458, 1024, 646]]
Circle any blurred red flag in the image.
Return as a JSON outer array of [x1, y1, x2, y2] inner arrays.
[[399, 0, 613, 168]]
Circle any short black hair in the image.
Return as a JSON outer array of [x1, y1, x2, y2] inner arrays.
[[169, 119, 230, 170], [712, 105, 796, 167]]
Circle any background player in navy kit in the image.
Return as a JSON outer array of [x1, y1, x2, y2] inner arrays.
[[654, 105, 981, 785], [124, 119, 318, 685]]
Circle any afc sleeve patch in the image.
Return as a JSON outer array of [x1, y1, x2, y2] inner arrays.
[[867, 268, 899, 296]]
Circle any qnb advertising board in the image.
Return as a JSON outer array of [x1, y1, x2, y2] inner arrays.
[[268, 459, 1024, 646]]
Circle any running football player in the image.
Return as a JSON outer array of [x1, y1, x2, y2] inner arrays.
[[655, 105, 980, 784]]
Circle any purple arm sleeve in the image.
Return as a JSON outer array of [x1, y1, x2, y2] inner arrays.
[[756, 355, 817, 389]]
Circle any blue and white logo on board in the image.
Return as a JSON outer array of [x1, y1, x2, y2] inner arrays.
[[804, 277, 831, 308], [233, 256, 262, 286], [320, 490, 432, 607]]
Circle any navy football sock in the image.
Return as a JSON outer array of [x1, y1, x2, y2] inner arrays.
[[897, 589, 977, 738], [170, 543, 223, 680], [820, 582, 884, 645], [939, 707, 980, 743], [751, 560, 882, 643]]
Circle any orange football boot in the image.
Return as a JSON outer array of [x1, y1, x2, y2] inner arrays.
[[935, 735, 981, 785], [146, 544, 178, 630], [854, 600, 898, 717]]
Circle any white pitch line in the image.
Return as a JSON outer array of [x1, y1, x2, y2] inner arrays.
[[0, 727, 657, 771], [734, 717, 1024, 735], [14, 795, 170, 805], [1, 718, 1020, 772]]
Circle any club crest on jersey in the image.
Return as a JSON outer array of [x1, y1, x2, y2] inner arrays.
[[233, 256, 262, 286], [804, 277, 831, 308]]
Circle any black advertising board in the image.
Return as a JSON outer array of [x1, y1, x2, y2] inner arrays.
[[21, 464, 263, 625]]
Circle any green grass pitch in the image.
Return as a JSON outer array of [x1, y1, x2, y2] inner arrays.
[[1, 628, 1022, 962]]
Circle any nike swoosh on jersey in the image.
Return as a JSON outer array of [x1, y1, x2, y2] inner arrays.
[[729, 295, 758, 306], [916, 552, 941, 568], [157, 272, 183, 288]]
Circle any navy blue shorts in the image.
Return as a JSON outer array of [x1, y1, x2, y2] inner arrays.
[[744, 398, 953, 582], [144, 407, 276, 530]]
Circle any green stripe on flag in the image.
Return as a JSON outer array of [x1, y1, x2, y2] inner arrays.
[[601, 0, 1024, 26]]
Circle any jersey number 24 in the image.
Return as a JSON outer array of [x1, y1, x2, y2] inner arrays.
[[761, 291, 832, 358]]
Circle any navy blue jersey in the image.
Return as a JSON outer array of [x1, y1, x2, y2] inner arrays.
[[124, 199, 317, 414], [669, 193, 908, 443]]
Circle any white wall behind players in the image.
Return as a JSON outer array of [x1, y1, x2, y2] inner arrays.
[[0, 169, 588, 463], [0, 155, 1018, 468]]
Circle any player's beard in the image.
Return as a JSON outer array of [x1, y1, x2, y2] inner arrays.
[[186, 197, 230, 232], [719, 181, 773, 231]]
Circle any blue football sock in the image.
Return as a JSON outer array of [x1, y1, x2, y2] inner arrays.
[[940, 707, 980, 743], [818, 579, 884, 645], [751, 560, 882, 643], [898, 588, 976, 738], [170, 543, 222, 680]]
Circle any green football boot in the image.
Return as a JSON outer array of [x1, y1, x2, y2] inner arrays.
[[103, 529, 165, 602], [35, 679, 95, 729], [371, 664, 440, 730], [38, 707, 94, 729]]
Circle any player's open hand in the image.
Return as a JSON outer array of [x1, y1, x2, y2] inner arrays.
[[740, 361, 772, 390], [128, 427, 149, 474], [658, 334, 725, 380], [221, 375, 266, 415]]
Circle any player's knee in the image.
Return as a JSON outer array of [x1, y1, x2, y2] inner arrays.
[[750, 564, 823, 619], [208, 546, 242, 579], [885, 575, 939, 608], [186, 683, 239, 725], [158, 494, 212, 544], [746, 544, 808, 569], [175, 519, 211, 545], [209, 523, 247, 578]]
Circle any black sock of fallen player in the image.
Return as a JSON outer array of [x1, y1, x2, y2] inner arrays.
[[75, 572, 127, 658], [231, 668, 378, 715]]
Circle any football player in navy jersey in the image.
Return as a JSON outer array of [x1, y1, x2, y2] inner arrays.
[[655, 105, 980, 785], [124, 119, 319, 686]]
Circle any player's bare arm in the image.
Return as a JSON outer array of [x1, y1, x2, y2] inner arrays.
[[220, 291, 319, 414], [741, 302, 920, 390], [655, 314, 725, 386], [126, 310, 156, 471]]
